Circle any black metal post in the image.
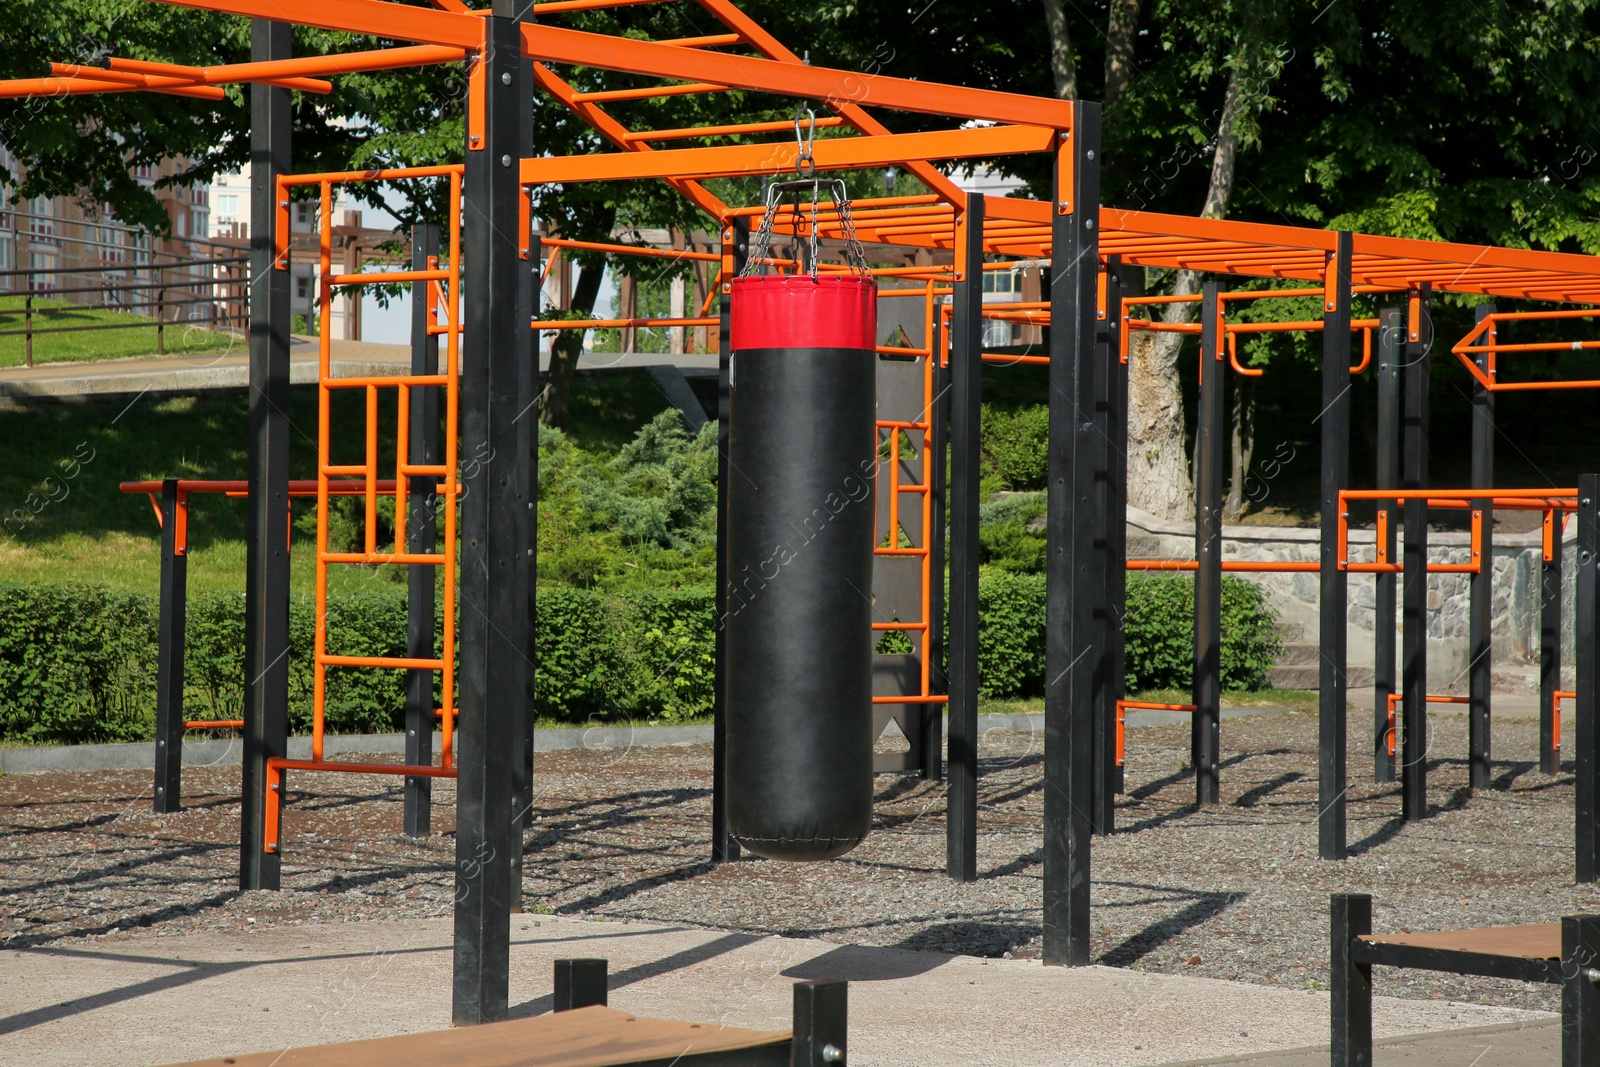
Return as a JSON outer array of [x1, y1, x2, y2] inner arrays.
[[1469, 303, 1496, 792], [712, 216, 749, 864], [1330, 893, 1373, 1067], [1091, 258, 1125, 826], [453, 10, 532, 1026], [1562, 914, 1600, 1064], [1401, 285, 1432, 824], [513, 42, 537, 849], [1193, 281, 1224, 808], [153, 480, 187, 814], [240, 18, 292, 891], [1545, 513, 1565, 776], [1318, 234, 1353, 860], [923, 305, 948, 781], [1373, 307, 1400, 783], [1576, 475, 1600, 884], [1043, 106, 1101, 966], [791, 981, 848, 1067], [553, 959, 608, 1011], [405, 224, 441, 839], [1105, 260, 1128, 800], [946, 193, 984, 883]]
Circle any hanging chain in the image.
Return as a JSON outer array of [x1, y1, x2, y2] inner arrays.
[[740, 179, 872, 280]]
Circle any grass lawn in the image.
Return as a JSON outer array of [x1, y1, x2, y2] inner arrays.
[[0, 296, 240, 368], [0, 370, 680, 596], [981, 690, 1319, 715]]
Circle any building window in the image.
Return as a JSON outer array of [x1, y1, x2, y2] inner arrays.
[[218, 194, 238, 218], [296, 203, 312, 226], [296, 275, 310, 300], [982, 270, 1020, 295]]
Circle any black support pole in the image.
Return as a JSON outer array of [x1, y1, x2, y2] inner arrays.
[[517, 224, 539, 840], [1401, 285, 1432, 824], [1576, 474, 1599, 884], [1317, 234, 1353, 861], [1562, 914, 1600, 1062], [946, 193, 984, 883], [1373, 307, 1400, 784], [923, 304, 948, 781], [1544, 512, 1565, 777], [1330, 893, 1373, 1067], [453, 9, 532, 1026], [1043, 105, 1101, 966], [1091, 257, 1125, 826], [1469, 303, 1496, 792], [240, 18, 292, 891], [405, 224, 441, 839], [712, 216, 748, 865], [153, 479, 187, 814], [1105, 260, 1128, 800], [1193, 281, 1224, 808]]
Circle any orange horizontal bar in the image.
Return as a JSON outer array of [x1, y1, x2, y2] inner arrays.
[[1119, 700, 1198, 712], [725, 195, 943, 218], [981, 353, 1051, 364], [875, 548, 930, 557], [1341, 488, 1578, 500], [101, 56, 332, 94], [328, 269, 450, 286], [523, 124, 1055, 184], [322, 374, 452, 388], [320, 654, 447, 669], [873, 695, 951, 705], [540, 237, 720, 262], [656, 34, 744, 48], [525, 23, 1074, 128], [872, 622, 930, 631], [622, 116, 847, 142], [320, 552, 449, 565], [150, 0, 484, 51], [535, 0, 672, 11], [532, 317, 718, 330], [572, 81, 727, 103], [185, 719, 246, 730], [1127, 560, 1198, 571], [267, 758, 458, 778], [0, 75, 225, 100], [279, 164, 463, 187]]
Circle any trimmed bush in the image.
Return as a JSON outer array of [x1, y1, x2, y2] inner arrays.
[[980, 404, 1050, 490], [0, 571, 1282, 744]]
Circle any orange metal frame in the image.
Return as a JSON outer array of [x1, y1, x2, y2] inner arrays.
[[1383, 693, 1469, 759], [1454, 308, 1600, 392]]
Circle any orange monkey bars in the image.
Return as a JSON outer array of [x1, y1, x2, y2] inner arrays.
[[1382, 693, 1470, 759], [1454, 308, 1600, 392]]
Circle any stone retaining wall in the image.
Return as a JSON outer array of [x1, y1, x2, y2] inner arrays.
[[1126, 506, 1572, 692]]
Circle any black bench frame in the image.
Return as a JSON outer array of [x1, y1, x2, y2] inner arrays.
[[1332, 894, 1600, 1066], [554, 958, 847, 1067]]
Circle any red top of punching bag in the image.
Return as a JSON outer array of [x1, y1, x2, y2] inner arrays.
[[730, 273, 877, 351]]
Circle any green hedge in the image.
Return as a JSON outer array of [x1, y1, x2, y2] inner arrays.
[[0, 573, 1280, 745]]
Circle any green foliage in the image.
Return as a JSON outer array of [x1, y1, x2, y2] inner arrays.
[[538, 411, 718, 589], [0, 583, 413, 745], [980, 404, 1050, 491], [1123, 574, 1283, 691], [975, 571, 1047, 699], [977, 490, 1047, 572]]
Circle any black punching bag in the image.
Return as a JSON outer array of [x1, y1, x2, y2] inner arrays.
[[726, 272, 877, 861]]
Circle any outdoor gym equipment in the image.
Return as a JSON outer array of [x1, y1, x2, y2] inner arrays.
[[725, 180, 879, 861], [17, 0, 1600, 1024]]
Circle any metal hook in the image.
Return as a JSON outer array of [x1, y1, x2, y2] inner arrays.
[[793, 105, 816, 178]]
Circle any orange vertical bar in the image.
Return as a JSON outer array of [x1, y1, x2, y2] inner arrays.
[[1336, 492, 1350, 569], [1376, 508, 1389, 565], [395, 383, 410, 558], [889, 424, 901, 550], [440, 169, 462, 770], [313, 180, 333, 763], [1470, 509, 1483, 573], [920, 279, 935, 701], [274, 175, 290, 270], [1545, 509, 1556, 562], [365, 384, 380, 555], [264, 762, 283, 853]]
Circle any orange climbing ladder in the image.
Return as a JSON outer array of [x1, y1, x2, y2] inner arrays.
[[262, 165, 465, 855]]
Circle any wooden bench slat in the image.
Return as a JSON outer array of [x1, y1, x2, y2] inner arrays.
[[1358, 922, 1561, 960], [158, 1005, 792, 1067]]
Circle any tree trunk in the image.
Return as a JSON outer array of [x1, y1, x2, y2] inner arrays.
[[539, 259, 605, 428], [1222, 375, 1256, 522], [1125, 64, 1249, 521], [1041, 0, 1078, 99], [1103, 0, 1141, 109]]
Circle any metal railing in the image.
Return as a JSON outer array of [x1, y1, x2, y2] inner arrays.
[[0, 254, 249, 367]]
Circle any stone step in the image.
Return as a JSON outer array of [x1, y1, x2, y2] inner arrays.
[[1274, 642, 1320, 667], [1266, 663, 1374, 690]]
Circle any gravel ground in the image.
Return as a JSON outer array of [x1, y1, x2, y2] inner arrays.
[[1, 710, 1589, 1015]]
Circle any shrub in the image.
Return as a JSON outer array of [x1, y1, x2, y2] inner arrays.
[[980, 404, 1050, 490], [1123, 574, 1282, 691]]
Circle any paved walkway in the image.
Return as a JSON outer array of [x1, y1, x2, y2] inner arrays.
[[0, 916, 1550, 1067], [0, 339, 719, 402]]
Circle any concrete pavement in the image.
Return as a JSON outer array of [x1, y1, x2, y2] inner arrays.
[[0, 916, 1550, 1067]]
